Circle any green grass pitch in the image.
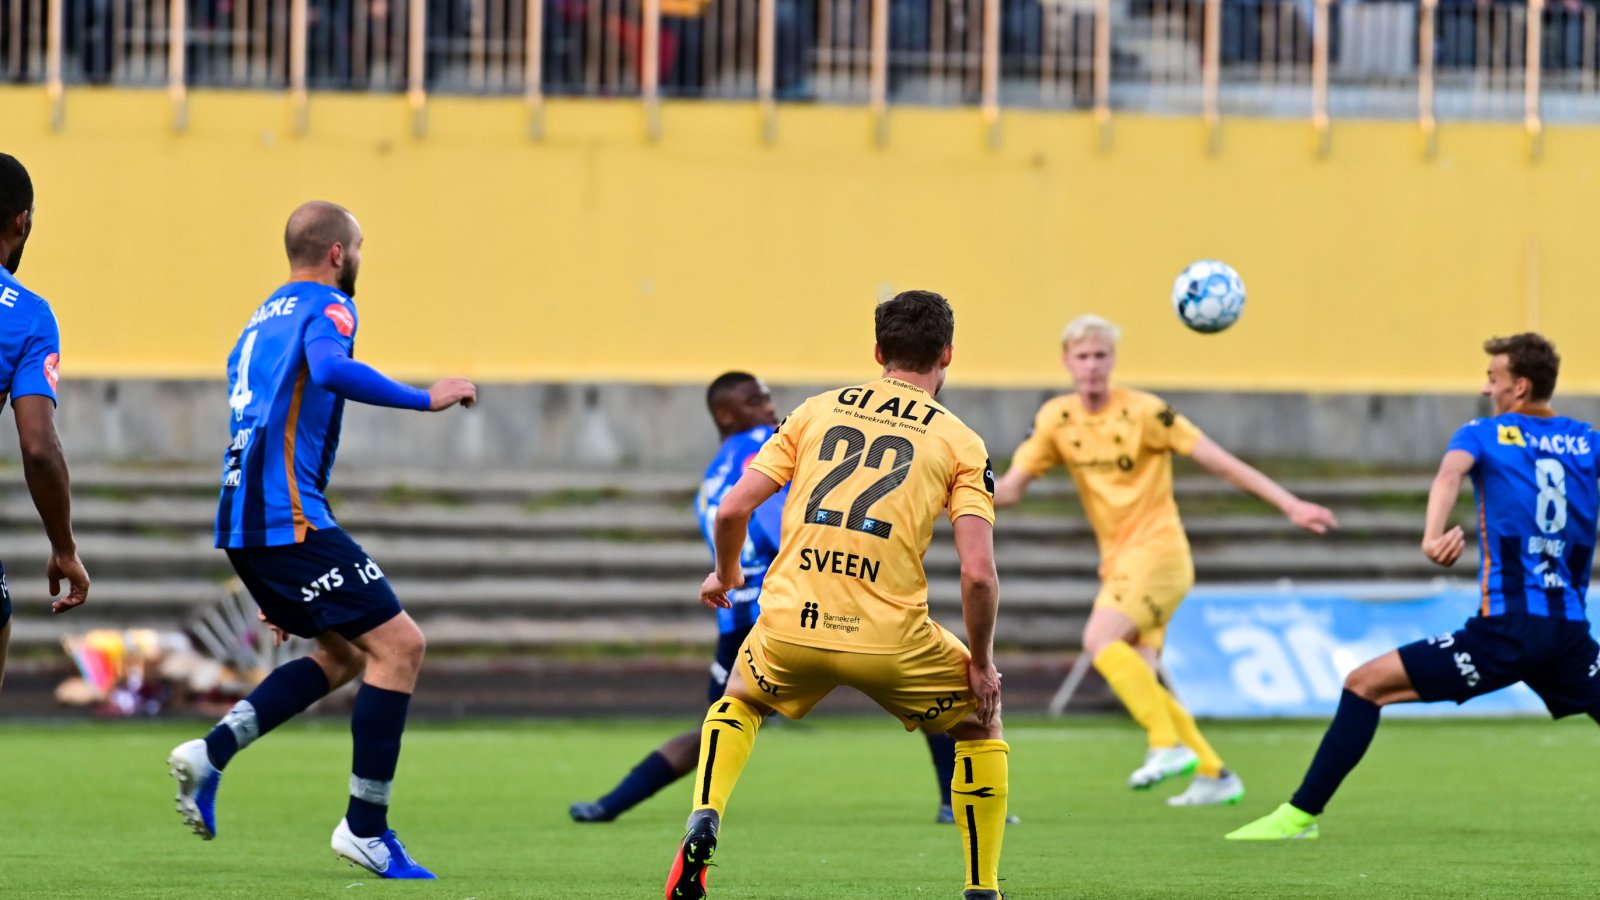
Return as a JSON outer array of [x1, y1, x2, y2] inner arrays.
[[3, 714, 1597, 898]]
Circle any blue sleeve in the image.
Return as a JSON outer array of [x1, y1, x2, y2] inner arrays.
[[11, 304, 60, 404], [305, 295, 359, 351], [1446, 422, 1482, 460], [750, 485, 786, 557], [305, 337, 430, 410]]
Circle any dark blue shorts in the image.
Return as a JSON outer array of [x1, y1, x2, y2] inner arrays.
[[0, 560, 10, 630], [709, 625, 755, 703], [225, 528, 402, 641], [1398, 614, 1600, 718]]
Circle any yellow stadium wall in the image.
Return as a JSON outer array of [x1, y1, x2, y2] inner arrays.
[[2, 87, 1596, 393]]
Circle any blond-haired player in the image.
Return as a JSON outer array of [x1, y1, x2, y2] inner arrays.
[[994, 315, 1337, 806], [664, 290, 1008, 900]]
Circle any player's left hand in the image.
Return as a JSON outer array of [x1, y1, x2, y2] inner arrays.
[[699, 571, 743, 610], [1287, 499, 1338, 534]]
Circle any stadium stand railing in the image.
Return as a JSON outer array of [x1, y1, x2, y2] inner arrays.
[[4, 0, 1600, 130]]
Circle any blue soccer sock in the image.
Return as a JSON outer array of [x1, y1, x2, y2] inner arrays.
[[925, 731, 957, 807], [346, 683, 412, 838], [1289, 689, 1382, 816], [596, 751, 684, 816], [204, 656, 331, 770]]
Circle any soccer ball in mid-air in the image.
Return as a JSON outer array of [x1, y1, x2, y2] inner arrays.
[[1171, 260, 1246, 333]]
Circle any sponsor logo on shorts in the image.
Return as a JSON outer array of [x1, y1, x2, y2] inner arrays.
[[300, 558, 385, 602], [1454, 651, 1481, 687], [903, 690, 963, 724], [742, 645, 779, 696], [1427, 632, 1456, 648]]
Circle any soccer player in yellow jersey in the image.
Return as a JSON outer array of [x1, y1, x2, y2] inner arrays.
[[995, 315, 1337, 806], [664, 291, 1008, 900]]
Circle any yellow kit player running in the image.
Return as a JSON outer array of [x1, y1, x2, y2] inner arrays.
[[664, 290, 1008, 900], [995, 315, 1337, 806]]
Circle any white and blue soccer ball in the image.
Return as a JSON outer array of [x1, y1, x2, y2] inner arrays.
[[1171, 260, 1246, 334]]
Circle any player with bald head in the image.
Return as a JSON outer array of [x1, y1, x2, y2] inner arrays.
[[168, 201, 476, 880], [0, 153, 91, 693]]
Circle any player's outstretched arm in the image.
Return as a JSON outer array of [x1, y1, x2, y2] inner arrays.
[[953, 514, 1001, 726], [1189, 435, 1338, 533], [12, 395, 88, 614], [992, 468, 1034, 509], [305, 337, 476, 411], [700, 469, 783, 610], [1421, 449, 1474, 567]]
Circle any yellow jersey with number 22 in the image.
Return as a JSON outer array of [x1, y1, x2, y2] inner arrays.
[[748, 378, 995, 654]]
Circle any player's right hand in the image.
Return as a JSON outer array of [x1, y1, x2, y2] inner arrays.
[[47, 550, 89, 614], [1422, 525, 1466, 567], [698, 571, 737, 610], [427, 378, 478, 411], [967, 659, 1002, 727]]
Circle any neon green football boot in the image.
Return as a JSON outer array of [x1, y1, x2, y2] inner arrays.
[[1224, 803, 1319, 841]]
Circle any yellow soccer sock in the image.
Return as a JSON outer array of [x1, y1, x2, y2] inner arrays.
[[1166, 694, 1225, 778], [952, 739, 1009, 893], [1093, 641, 1180, 749], [689, 696, 764, 818]]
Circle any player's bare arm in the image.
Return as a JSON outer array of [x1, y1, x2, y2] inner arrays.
[[953, 514, 1001, 727], [993, 467, 1034, 509], [1421, 449, 1474, 567], [13, 394, 88, 613], [700, 468, 783, 609], [1189, 435, 1339, 534]]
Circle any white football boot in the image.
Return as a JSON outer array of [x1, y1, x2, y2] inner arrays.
[[1167, 770, 1246, 806], [1127, 746, 1198, 790], [331, 818, 436, 879]]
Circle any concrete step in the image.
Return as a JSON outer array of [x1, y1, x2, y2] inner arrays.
[[0, 494, 1444, 544], [0, 522, 1451, 587], [0, 465, 1441, 507]]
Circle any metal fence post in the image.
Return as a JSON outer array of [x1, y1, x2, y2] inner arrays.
[[527, 0, 545, 138], [290, 0, 309, 134], [1094, 0, 1112, 149], [1526, 0, 1544, 160], [643, 0, 662, 141], [1419, 0, 1438, 158], [1202, 0, 1221, 152], [871, 0, 888, 145], [46, 0, 63, 129], [1311, 0, 1330, 156], [982, 0, 1000, 146], [758, 0, 776, 142], [170, 0, 188, 132], [408, 0, 427, 137]]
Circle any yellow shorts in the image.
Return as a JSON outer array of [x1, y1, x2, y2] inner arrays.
[[1094, 552, 1195, 648], [735, 619, 977, 733]]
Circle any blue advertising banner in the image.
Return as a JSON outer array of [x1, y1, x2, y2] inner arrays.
[[1164, 588, 1600, 718]]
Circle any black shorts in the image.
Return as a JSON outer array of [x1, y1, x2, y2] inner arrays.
[[225, 528, 403, 641], [708, 625, 754, 703], [0, 561, 10, 630], [1398, 614, 1600, 718]]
